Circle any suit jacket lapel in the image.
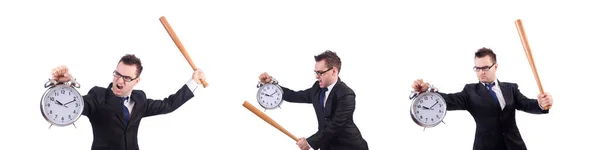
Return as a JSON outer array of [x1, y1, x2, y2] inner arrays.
[[128, 96, 142, 123], [106, 83, 126, 128], [324, 80, 340, 116], [498, 82, 513, 113], [476, 83, 501, 111]]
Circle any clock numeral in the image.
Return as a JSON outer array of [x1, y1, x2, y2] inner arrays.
[[49, 110, 53, 114], [55, 114, 58, 119], [61, 90, 65, 94], [73, 110, 77, 114], [419, 100, 423, 103], [439, 110, 442, 113], [439, 104, 443, 107], [61, 116, 64, 121], [75, 103, 79, 107], [436, 115, 440, 118], [55, 92, 58, 96], [69, 92, 71, 95], [416, 110, 419, 114], [50, 97, 55, 101], [424, 97, 428, 100], [46, 103, 51, 107], [68, 115, 71, 119]]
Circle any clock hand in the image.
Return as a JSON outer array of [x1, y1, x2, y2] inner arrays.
[[64, 100, 76, 105], [422, 106, 431, 110], [55, 100, 64, 106], [429, 101, 439, 108], [54, 101, 69, 108]]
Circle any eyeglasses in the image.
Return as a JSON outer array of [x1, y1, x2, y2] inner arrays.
[[314, 68, 333, 76], [473, 63, 496, 72], [113, 70, 138, 82]]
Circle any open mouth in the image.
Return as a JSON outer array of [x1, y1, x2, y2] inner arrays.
[[116, 84, 123, 89]]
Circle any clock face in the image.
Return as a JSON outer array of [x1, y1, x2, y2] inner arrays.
[[40, 85, 84, 126], [411, 92, 447, 127], [256, 84, 283, 109]]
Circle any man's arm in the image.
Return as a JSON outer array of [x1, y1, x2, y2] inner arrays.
[[513, 83, 549, 114], [437, 85, 470, 111], [306, 92, 355, 149], [81, 87, 102, 117], [280, 82, 316, 104], [144, 79, 197, 117]]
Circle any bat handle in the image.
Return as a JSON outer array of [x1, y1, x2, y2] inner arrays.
[[191, 66, 208, 88], [200, 79, 208, 88]]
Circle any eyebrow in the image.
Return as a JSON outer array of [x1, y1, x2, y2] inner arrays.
[[474, 65, 493, 68]]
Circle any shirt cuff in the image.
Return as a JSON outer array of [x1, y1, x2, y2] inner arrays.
[[186, 78, 199, 93], [538, 102, 544, 110]]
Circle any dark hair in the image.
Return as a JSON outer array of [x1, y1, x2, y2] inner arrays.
[[119, 54, 143, 77], [475, 47, 497, 63], [314, 50, 342, 73]]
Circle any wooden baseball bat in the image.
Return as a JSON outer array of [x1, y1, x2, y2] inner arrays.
[[515, 19, 549, 109], [242, 101, 299, 142], [159, 16, 208, 88]]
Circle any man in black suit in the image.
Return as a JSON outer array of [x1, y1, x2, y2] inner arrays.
[[411, 47, 553, 150], [51, 54, 205, 150], [258, 50, 368, 150]]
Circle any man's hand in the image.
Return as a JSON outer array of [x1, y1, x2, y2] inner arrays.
[[537, 92, 553, 110], [259, 72, 272, 84], [296, 137, 310, 150], [51, 65, 72, 82], [412, 79, 430, 93], [192, 69, 206, 84]]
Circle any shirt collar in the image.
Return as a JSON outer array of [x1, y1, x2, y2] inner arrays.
[[481, 79, 499, 87], [326, 78, 338, 91]]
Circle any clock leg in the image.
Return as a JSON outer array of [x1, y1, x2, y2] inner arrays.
[[442, 120, 446, 124], [48, 124, 53, 129], [423, 127, 426, 131], [72, 123, 77, 129]]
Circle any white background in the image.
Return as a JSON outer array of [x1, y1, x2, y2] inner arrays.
[[0, 0, 598, 149]]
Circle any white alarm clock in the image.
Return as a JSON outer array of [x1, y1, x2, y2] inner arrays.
[[409, 84, 447, 130], [40, 78, 84, 128], [256, 78, 284, 111]]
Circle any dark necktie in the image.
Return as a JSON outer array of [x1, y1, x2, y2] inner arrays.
[[121, 97, 130, 124], [319, 88, 328, 112], [484, 83, 500, 106]]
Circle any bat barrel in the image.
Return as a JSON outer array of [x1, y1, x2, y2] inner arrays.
[[242, 101, 299, 142], [159, 16, 209, 88]]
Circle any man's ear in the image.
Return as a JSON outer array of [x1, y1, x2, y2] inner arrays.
[[133, 77, 141, 86]]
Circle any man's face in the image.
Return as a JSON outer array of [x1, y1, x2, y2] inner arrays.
[[112, 62, 139, 97], [314, 60, 336, 88], [474, 55, 497, 83]]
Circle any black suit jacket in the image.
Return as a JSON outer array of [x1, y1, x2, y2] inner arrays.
[[438, 81, 549, 150], [81, 82, 195, 150], [280, 78, 368, 150]]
